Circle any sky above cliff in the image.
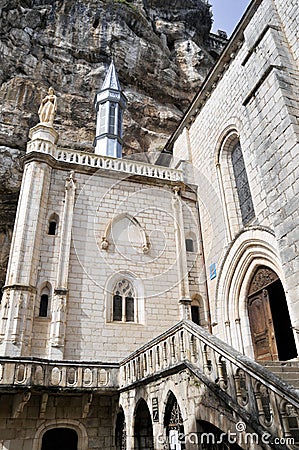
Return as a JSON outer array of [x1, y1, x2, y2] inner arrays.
[[211, 0, 251, 36]]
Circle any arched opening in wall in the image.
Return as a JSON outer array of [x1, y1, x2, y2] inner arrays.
[[196, 421, 243, 449], [134, 399, 154, 450], [41, 428, 78, 450], [112, 278, 136, 322], [217, 131, 255, 241], [164, 392, 185, 449], [48, 213, 59, 236], [247, 266, 297, 361], [231, 140, 255, 226], [39, 285, 50, 318], [191, 295, 205, 326], [115, 409, 126, 450]]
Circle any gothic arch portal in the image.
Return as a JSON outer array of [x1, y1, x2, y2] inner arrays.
[[215, 228, 297, 358]]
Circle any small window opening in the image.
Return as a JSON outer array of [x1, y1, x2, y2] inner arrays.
[[39, 294, 49, 317], [185, 239, 194, 252], [48, 221, 57, 235]]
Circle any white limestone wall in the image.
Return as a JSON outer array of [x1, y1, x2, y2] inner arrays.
[[173, 0, 299, 352], [31, 166, 200, 361]]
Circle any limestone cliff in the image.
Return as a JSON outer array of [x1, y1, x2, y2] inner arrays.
[[0, 0, 219, 289]]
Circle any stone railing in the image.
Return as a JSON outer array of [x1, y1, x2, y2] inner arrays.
[[120, 320, 299, 444], [26, 139, 183, 182], [0, 357, 119, 390]]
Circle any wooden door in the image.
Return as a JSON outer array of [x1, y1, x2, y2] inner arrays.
[[248, 289, 278, 361], [247, 267, 279, 361]]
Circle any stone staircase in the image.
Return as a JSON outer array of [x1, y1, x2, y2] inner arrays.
[[120, 320, 299, 449], [261, 361, 299, 389]]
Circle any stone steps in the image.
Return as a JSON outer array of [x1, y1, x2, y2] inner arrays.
[[260, 361, 299, 388]]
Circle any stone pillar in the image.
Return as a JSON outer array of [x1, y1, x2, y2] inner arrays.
[[0, 129, 53, 356], [49, 171, 76, 359], [172, 186, 191, 319]]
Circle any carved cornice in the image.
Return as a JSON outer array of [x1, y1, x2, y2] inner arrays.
[[3, 284, 36, 293]]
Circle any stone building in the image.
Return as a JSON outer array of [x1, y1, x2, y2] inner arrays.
[[0, 0, 298, 449]]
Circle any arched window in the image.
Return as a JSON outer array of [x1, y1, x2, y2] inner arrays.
[[113, 279, 136, 322], [231, 140, 255, 226], [48, 213, 59, 236], [39, 286, 50, 318], [216, 131, 256, 242], [185, 238, 194, 252], [39, 295, 48, 317]]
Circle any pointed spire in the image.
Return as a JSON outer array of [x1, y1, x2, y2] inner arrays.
[[94, 59, 127, 158], [101, 59, 121, 91]]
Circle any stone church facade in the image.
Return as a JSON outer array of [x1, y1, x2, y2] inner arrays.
[[0, 0, 298, 449]]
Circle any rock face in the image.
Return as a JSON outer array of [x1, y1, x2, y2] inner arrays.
[[0, 0, 218, 289]]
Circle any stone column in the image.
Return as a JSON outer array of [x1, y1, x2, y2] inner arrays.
[[49, 171, 76, 359], [0, 153, 52, 356], [172, 186, 191, 320]]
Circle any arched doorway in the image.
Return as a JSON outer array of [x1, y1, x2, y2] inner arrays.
[[134, 399, 154, 450], [247, 266, 297, 361], [41, 428, 78, 450], [164, 392, 185, 450], [115, 408, 126, 450]]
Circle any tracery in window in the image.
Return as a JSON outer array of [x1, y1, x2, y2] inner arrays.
[[113, 279, 136, 322]]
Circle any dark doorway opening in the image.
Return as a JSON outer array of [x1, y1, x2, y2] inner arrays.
[[134, 399, 154, 450], [268, 279, 297, 360], [41, 428, 78, 450], [115, 409, 126, 450], [191, 305, 200, 325]]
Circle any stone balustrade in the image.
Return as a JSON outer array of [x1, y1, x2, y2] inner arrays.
[[120, 320, 299, 441], [0, 358, 119, 390], [26, 139, 183, 182]]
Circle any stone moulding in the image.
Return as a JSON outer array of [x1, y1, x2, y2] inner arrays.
[[26, 139, 183, 182]]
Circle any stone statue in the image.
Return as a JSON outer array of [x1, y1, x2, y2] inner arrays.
[[38, 87, 57, 126]]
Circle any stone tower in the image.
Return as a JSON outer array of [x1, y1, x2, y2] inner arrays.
[[94, 60, 127, 158]]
